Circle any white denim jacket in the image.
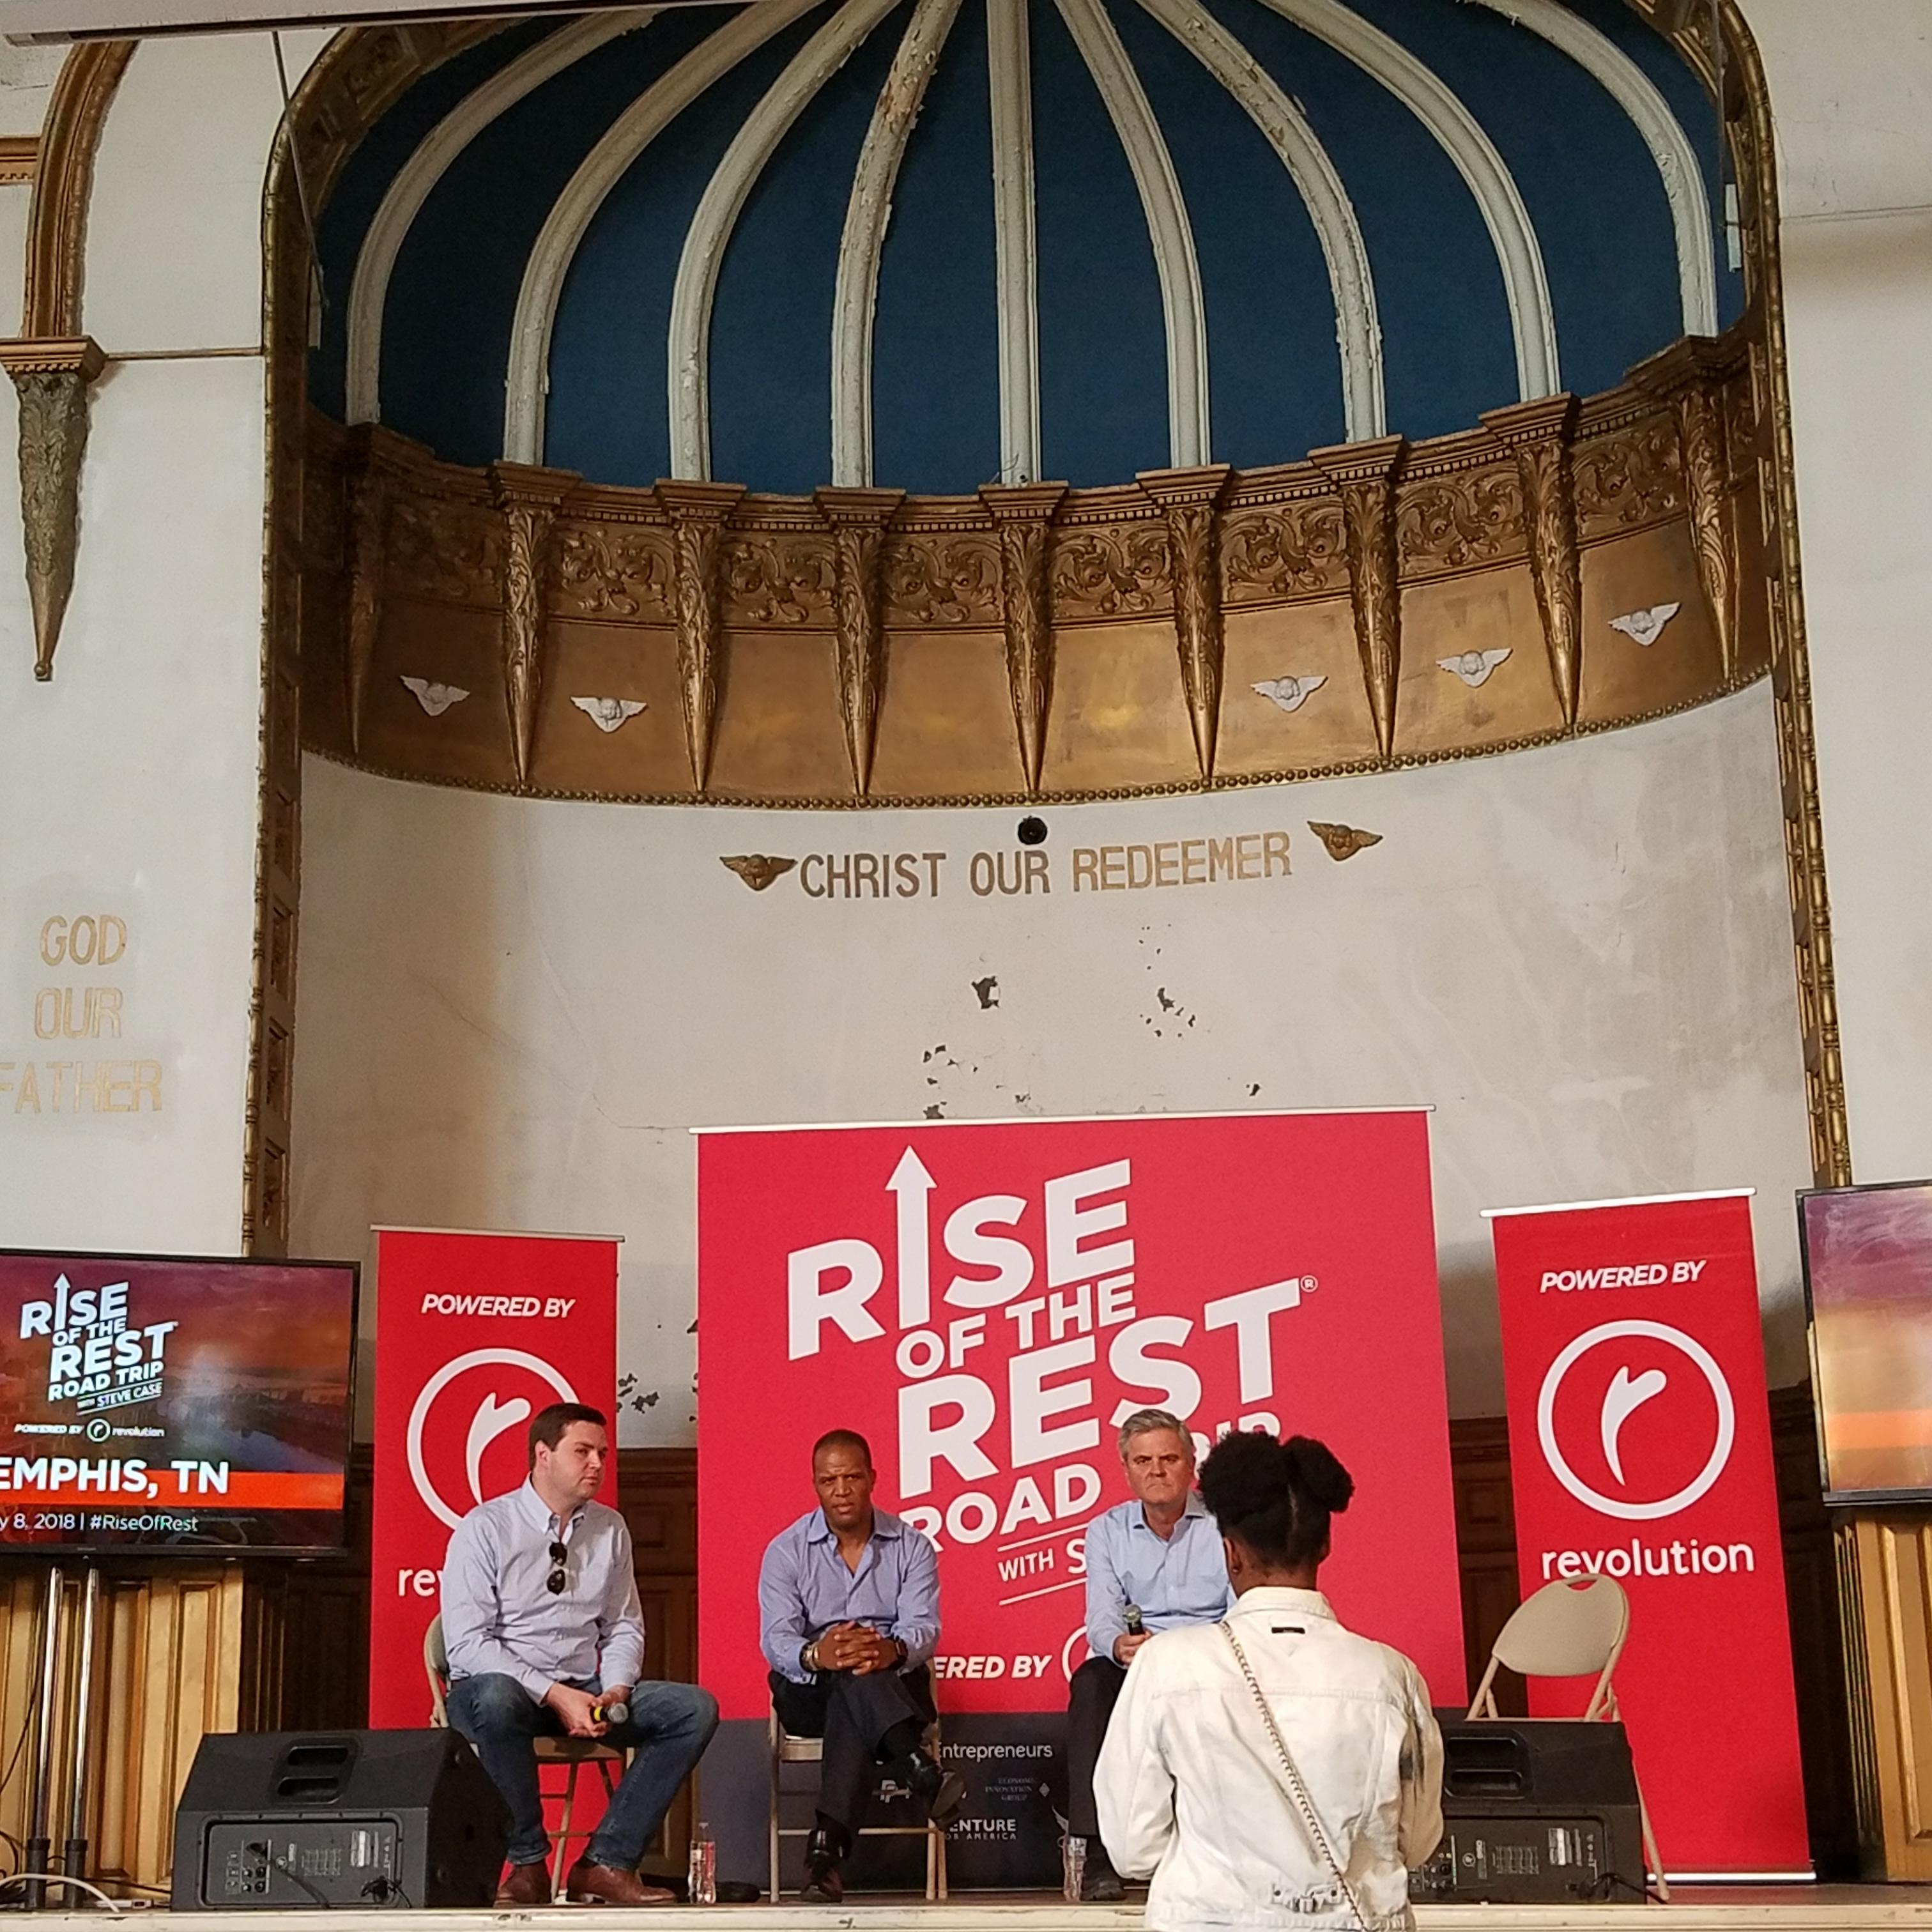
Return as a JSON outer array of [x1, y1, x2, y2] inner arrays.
[[1094, 1586, 1443, 1932]]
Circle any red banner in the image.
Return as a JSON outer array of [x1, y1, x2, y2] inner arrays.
[[696, 1110, 1464, 1720], [369, 1229, 618, 1728], [1487, 1190, 1808, 1876]]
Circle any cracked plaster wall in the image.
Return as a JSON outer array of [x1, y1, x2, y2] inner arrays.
[[291, 682, 1812, 1441]]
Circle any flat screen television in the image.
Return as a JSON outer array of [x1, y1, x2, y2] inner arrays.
[[1799, 1179, 1932, 1503], [0, 1248, 356, 1553]]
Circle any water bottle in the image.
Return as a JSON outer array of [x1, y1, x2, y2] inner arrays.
[[687, 1822, 716, 1905], [1062, 1834, 1086, 1902]]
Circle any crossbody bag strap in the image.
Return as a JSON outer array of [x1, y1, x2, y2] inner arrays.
[[1220, 1620, 1371, 1932]]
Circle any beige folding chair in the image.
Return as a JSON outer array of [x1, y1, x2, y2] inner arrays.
[[767, 1710, 948, 1903], [1466, 1576, 1668, 1901], [424, 1613, 627, 1901]]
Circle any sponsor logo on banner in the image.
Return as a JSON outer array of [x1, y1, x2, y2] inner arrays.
[[1489, 1193, 1809, 1875], [697, 1112, 1466, 1722], [368, 1232, 617, 1728]]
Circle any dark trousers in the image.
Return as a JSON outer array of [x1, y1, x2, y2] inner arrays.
[[1066, 1655, 1127, 1839], [769, 1666, 935, 1839], [446, 1673, 718, 1871]]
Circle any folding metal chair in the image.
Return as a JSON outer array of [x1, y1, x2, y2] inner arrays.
[[1467, 1575, 1669, 1900], [767, 1708, 948, 1902], [424, 1612, 627, 1901]]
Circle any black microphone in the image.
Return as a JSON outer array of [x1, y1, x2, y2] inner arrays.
[[1124, 1604, 1144, 1637]]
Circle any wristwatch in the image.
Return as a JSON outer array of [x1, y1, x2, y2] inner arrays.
[[802, 1640, 822, 1675]]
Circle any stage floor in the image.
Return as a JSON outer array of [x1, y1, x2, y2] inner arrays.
[[43, 1891, 1932, 1930]]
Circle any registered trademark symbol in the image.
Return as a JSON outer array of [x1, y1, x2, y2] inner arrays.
[[1301, 1275, 1319, 1292]]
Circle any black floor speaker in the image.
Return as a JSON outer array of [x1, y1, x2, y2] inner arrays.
[[1410, 1715, 1648, 1904], [171, 1729, 509, 1910]]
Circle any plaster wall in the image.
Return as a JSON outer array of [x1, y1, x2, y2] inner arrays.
[[289, 686, 1814, 1440], [0, 36, 320, 1251], [1739, 0, 1932, 1184], [0, 356, 266, 1250]]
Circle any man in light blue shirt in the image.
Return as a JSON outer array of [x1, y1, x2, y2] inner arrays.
[[442, 1402, 717, 1907], [758, 1427, 964, 1902], [1068, 1407, 1232, 1901]]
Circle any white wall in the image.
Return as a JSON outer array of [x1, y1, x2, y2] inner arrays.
[[0, 34, 321, 1252], [1740, 0, 1932, 1184], [289, 686, 1816, 1438]]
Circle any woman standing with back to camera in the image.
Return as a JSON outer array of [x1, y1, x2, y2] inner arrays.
[[1094, 1431, 1443, 1931]]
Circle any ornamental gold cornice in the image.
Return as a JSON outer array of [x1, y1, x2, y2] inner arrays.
[[981, 482, 1067, 794], [882, 524, 1004, 629], [1138, 464, 1232, 781], [1308, 436, 1406, 761], [1, 335, 106, 681], [815, 486, 904, 797], [655, 479, 745, 791], [1483, 394, 1583, 727]]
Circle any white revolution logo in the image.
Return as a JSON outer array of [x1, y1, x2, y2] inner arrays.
[[1537, 1319, 1734, 1521], [407, 1348, 578, 1530]]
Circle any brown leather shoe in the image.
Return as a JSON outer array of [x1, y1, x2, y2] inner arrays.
[[563, 1861, 675, 1906], [494, 1860, 553, 1908]]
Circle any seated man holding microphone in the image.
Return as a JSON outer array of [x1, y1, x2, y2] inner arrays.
[[758, 1428, 966, 1903], [1066, 1407, 1233, 1901], [441, 1402, 718, 1906]]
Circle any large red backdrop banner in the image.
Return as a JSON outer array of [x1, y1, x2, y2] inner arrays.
[[369, 1229, 618, 1728], [696, 1110, 1464, 1721], [1487, 1190, 1809, 1877]]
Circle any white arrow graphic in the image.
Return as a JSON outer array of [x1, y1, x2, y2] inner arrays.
[[1600, 1365, 1668, 1485], [887, 1146, 936, 1330], [466, 1392, 532, 1508]]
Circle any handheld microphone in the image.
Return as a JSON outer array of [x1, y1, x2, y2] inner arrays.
[[1124, 1604, 1144, 1637], [591, 1699, 629, 1727]]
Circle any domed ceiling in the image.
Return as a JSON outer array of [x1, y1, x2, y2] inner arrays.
[[309, 0, 1736, 496]]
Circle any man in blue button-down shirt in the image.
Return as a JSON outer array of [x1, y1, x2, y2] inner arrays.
[[758, 1428, 965, 1902], [442, 1403, 717, 1907], [1068, 1407, 1233, 1901]]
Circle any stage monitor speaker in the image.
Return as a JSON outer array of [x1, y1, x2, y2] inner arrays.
[[1409, 1715, 1646, 1904], [171, 1729, 509, 1910]]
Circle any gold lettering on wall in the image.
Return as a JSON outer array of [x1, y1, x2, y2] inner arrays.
[[7, 912, 165, 1120]]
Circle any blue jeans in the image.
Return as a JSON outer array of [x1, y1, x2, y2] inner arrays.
[[446, 1673, 719, 1870]]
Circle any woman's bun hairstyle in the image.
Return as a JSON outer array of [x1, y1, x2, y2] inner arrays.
[[1199, 1429, 1353, 1572]]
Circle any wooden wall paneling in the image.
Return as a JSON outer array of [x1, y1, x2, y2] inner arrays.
[[1838, 1515, 1932, 1879]]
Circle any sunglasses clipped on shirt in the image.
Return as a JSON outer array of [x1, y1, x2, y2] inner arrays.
[[547, 1540, 569, 1595]]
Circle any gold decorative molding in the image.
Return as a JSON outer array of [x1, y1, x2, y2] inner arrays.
[[654, 480, 744, 791], [1139, 464, 1232, 781], [1633, 335, 1744, 680], [1309, 437, 1406, 761], [1484, 394, 1583, 729], [0, 335, 104, 682], [22, 42, 132, 339], [980, 482, 1066, 795], [489, 461, 578, 791], [1636, 0, 1850, 1188], [342, 428, 386, 755], [0, 135, 40, 187], [815, 486, 903, 797]]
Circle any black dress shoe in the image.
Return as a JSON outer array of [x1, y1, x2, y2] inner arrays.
[[1080, 1843, 1126, 1903], [802, 1825, 845, 1903], [906, 1750, 967, 1828]]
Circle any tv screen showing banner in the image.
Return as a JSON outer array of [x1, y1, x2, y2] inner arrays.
[[1801, 1179, 1932, 1503], [0, 1249, 356, 1552]]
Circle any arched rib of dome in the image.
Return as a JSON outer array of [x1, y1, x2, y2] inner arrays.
[[669, 0, 905, 480], [345, 12, 653, 429], [988, 0, 1041, 484], [1464, 0, 1715, 337], [1248, 0, 1556, 402], [502, 0, 824, 467], [1053, 0, 1209, 466], [1131, 0, 1384, 441], [831, 0, 964, 486]]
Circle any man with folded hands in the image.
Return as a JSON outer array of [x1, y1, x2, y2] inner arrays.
[[759, 1428, 966, 1903]]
